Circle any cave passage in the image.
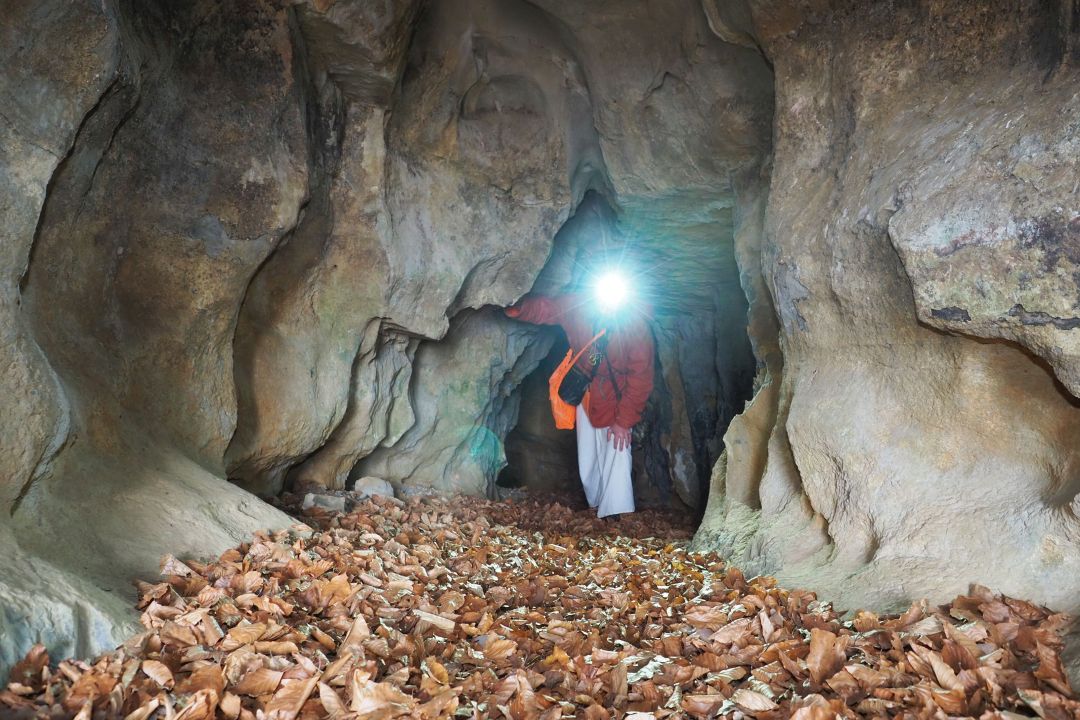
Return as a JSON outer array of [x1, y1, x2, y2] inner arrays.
[[8, 0, 1080, 715], [492, 189, 757, 523]]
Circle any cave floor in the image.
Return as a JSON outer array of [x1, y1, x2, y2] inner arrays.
[[2, 494, 1076, 720]]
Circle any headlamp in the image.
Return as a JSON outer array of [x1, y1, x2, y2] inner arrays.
[[594, 270, 630, 313]]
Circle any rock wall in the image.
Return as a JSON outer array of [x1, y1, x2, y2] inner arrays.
[[357, 309, 555, 494], [225, 0, 585, 496], [1, 0, 134, 674], [3, 0, 305, 671], [698, 0, 1080, 629]]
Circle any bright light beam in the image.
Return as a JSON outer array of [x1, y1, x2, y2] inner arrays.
[[594, 269, 630, 313]]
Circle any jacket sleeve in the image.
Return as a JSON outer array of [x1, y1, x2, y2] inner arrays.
[[614, 324, 655, 428], [505, 293, 584, 326]]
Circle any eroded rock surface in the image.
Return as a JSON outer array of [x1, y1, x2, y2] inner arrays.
[[358, 310, 555, 494], [698, 0, 1080, 631], [225, 0, 600, 497], [3, 0, 299, 670]]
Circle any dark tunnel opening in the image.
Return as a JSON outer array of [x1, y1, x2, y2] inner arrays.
[[494, 190, 758, 524], [496, 330, 577, 497]]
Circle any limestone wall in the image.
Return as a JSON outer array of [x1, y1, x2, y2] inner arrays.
[[698, 0, 1080, 627]]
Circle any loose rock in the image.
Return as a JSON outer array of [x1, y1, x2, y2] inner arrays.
[[351, 477, 396, 499], [301, 493, 349, 513]]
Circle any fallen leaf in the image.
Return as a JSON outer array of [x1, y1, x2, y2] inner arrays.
[[219, 693, 241, 720], [174, 688, 218, 720], [318, 682, 350, 719], [731, 687, 779, 713], [140, 660, 174, 689], [265, 676, 318, 719], [807, 628, 846, 684], [160, 555, 196, 577], [483, 637, 518, 661], [682, 694, 728, 717], [349, 671, 416, 718], [4, 492, 1077, 720], [233, 667, 284, 696], [414, 610, 456, 634]]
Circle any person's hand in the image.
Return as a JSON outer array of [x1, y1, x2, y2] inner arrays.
[[607, 424, 632, 452]]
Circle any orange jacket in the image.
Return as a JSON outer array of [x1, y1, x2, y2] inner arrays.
[[507, 293, 655, 429]]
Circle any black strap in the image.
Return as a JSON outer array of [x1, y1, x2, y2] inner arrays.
[[581, 323, 621, 403], [587, 321, 623, 403], [605, 354, 622, 403]]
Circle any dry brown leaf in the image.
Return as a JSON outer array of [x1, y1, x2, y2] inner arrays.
[[731, 688, 778, 713], [484, 637, 518, 661], [543, 646, 571, 668], [318, 682, 351, 719], [123, 697, 161, 720], [160, 621, 200, 647], [265, 676, 318, 720], [710, 617, 753, 644], [418, 688, 460, 718], [220, 693, 242, 720], [7, 644, 49, 690], [233, 667, 284, 696], [224, 622, 267, 649], [339, 615, 370, 655], [906, 614, 945, 636], [682, 693, 728, 717], [807, 628, 846, 684], [581, 704, 609, 719], [789, 702, 837, 720], [414, 609, 456, 634], [423, 658, 450, 685], [254, 641, 300, 655], [1034, 641, 1073, 695], [914, 644, 964, 691], [852, 610, 879, 632], [223, 646, 261, 685], [925, 684, 968, 715], [176, 665, 225, 697], [846, 663, 887, 690], [683, 605, 728, 629], [160, 555, 196, 577], [320, 652, 356, 684], [72, 698, 93, 720], [824, 668, 860, 699], [349, 671, 417, 718], [140, 660, 174, 689], [174, 688, 219, 720]]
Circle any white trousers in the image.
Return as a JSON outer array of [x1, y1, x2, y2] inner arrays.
[[576, 405, 635, 518]]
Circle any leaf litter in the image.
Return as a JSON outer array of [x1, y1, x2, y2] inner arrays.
[[2, 492, 1078, 719]]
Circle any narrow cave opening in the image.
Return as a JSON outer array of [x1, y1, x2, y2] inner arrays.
[[496, 331, 577, 497], [493, 189, 758, 525]]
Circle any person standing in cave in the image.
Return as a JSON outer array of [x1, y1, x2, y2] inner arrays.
[[505, 278, 654, 518]]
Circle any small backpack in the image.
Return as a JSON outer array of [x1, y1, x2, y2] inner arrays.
[[547, 329, 606, 429]]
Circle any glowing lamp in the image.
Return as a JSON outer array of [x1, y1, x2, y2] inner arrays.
[[594, 270, 630, 313]]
